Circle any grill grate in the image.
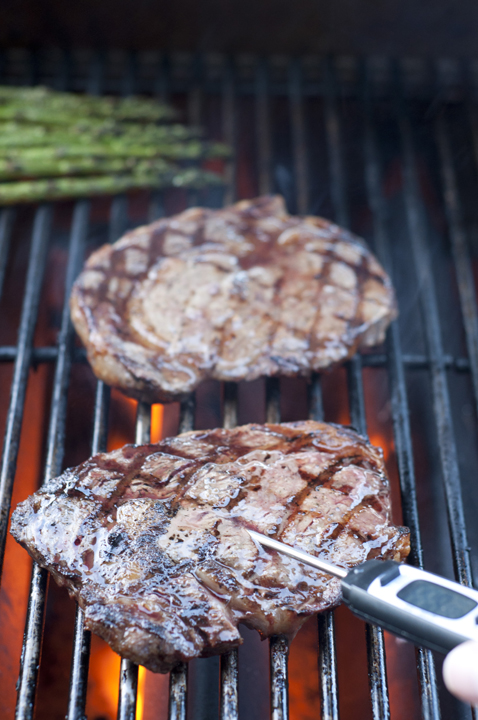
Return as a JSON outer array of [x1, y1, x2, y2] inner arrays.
[[0, 50, 477, 720]]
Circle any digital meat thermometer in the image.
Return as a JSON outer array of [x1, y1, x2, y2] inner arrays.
[[248, 530, 478, 654]]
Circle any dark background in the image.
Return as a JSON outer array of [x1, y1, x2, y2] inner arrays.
[[0, 0, 477, 56]]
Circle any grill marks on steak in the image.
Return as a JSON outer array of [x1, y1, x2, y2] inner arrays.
[[10, 421, 409, 673], [70, 196, 397, 402]]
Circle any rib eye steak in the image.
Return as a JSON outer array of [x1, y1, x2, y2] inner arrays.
[[70, 196, 397, 402], [11, 421, 409, 673]]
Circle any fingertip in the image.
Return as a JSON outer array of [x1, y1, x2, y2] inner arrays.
[[443, 641, 478, 705]]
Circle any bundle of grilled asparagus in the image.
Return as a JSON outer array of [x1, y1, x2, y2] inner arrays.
[[0, 86, 228, 204]]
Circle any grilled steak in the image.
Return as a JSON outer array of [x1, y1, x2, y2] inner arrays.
[[70, 196, 397, 402], [11, 421, 409, 673]]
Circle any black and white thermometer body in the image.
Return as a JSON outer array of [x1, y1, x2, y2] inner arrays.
[[248, 530, 478, 655]]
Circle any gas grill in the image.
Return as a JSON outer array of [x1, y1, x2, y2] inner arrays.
[[0, 49, 478, 720]]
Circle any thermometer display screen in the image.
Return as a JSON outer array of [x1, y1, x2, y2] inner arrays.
[[397, 580, 477, 619]]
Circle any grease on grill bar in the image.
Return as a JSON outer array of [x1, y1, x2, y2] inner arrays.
[[0, 50, 477, 720]]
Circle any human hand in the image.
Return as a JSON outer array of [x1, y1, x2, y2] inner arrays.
[[443, 641, 478, 705]]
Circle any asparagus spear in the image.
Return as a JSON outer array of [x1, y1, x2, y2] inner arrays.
[[0, 121, 202, 146], [0, 141, 229, 161], [0, 155, 176, 180], [0, 86, 176, 122], [0, 167, 223, 204]]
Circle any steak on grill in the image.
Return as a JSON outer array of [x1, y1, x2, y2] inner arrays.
[[70, 196, 397, 402], [11, 421, 409, 673]]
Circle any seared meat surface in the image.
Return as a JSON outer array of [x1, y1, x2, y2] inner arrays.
[[11, 421, 409, 673], [70, 196, 397, 402]]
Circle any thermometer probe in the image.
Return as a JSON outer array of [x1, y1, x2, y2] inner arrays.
[[248, 529, 478, 654]]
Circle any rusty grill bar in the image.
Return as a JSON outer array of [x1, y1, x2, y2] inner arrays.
[[0, 50, 477, 720]]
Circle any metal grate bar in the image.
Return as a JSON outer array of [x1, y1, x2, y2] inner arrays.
[[91, 382, 111, 457], [169, 664, 188, 720], [256, 60, 272, 197], [0, 208, 15, 301], [347, 356, 391, 720], [397, 69, 474, 587], [266, 377, 281, 425], [359, 352, 471, 371], [100, 53, 144, 713], [308, 375, 339, 720], [179, 395, 196, 434], [254, 57, 273, 197], [67, 382, 110, 720], [0, 345, 471, 371], [308, 373, 324, 424], [0, 346, 471, 371], [325, 58, 390, 720], [116, 401, 151, 720], [44, 201, 90, 480], [109, 195, 129, 244], [153, 53, 169, 103], [265, 377, 289, 720], [15, 565, 48, 720], [135, 400, 152, 446], [223, 381, 238, 430], [149, 190, 165, 224], [117, 656, 139, 720], [434, 98, 478, 422], [67, 609, 92, 720], [220, 382, 239, 720], [16, 200, 90, 720], [0, 205, 52, 578], [324, 56, 349, 229], [0, 345, 84, 361], [289, 59, 308, 214], [220, 650, 238, 720], [316, 611, 339, 720], [121, 50, 137, 97], [106, 192, 140, 720], [67, 56, 125, 718], [64, 51, 126, 698], [270, 635, 289, 720], [222, 58, 237, 206], [347, 357, 367, 433], [217, 66, 241, 717], [86, 52, 105, 95], [167, 396, 196, 720], [188, 54, 203, 127], [361, 65, 441, 718]]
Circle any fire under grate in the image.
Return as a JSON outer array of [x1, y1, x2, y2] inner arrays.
[[0, 50, 478, 720]]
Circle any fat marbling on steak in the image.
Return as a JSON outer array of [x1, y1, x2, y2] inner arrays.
[[70, 196, 397, 403], [11, 421, 409, 673]]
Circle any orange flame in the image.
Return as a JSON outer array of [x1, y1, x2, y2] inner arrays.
[[85, 636, 121, 719], [368, 431, 393, 462], [107, 393, 164, 449], [137, 666, 146, 720], [0, 364, 50, 717], [151, 404, 164, 443], [85, 640, 147, 720], [107, 392, 138, 451]]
